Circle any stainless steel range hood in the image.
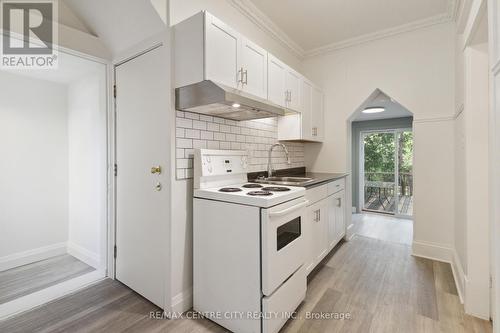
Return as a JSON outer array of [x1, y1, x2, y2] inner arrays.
[[175, 80, 285, 121]]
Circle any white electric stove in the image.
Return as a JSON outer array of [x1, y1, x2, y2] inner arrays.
[[193, 149, 305, 208], [193, 149, 307, 333]]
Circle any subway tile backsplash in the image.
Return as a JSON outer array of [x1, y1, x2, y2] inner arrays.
[[175, 111, 305, 179]]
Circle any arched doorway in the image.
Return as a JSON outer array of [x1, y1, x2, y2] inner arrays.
[[346, 89, 414, 244]]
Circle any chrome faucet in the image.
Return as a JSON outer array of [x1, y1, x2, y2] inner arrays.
[[267, 143, 291, 177]]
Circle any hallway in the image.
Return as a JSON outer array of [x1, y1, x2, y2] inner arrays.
[[351, 213, 413, 245]]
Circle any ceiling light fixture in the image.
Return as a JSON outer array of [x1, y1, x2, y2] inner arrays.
[[362, 107, 385, 114], [232, 103, 241, 108]]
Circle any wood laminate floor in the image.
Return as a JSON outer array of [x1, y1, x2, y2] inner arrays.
[[0, 254, 95, 304], [0, 238, 491, 332], [352, 213, 413, 245]]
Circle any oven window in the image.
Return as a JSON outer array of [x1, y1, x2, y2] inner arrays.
[[276, 217, 301, 251]]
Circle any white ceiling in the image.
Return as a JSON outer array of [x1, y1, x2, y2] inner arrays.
[[64, 0, 166, 57], [351, 90, 413, 122], [249, 0, 451, 54]]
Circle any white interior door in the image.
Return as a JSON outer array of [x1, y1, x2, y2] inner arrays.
[[115, 45, 170, 308]]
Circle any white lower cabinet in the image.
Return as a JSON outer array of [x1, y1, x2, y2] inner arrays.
[[328, 190, 345, 249], [305, 180, 346, 275]]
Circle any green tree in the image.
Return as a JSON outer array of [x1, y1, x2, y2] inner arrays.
[[364, 131, 413, 181]]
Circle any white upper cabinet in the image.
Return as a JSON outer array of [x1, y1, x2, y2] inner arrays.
[[267, 54, 287, 107], [268, 54, 302, 112], [277, 79, 324, 142], [205, 13, 241, 89], [174, 12, 268, 99], [301, 80, 313, 140], [311, 87, 324, 141], [285, 69, 302, 112], [174, 11, 324, 132], [240, 38, 267, 99]]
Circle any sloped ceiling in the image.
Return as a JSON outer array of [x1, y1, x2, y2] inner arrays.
[[63, 0, 166, 57], [352, 90, 413, 122]]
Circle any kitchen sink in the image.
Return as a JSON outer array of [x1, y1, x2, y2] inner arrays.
[[253, 176, 315, 186]]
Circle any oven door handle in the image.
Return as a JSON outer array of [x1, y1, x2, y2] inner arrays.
[[269, 200, 309, 218]]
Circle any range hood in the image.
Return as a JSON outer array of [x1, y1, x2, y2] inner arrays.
[[175, 80, 286, 121]]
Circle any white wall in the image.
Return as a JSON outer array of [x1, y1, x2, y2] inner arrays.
[[169, 0, 302, 72], [0, 72, 68, 261], [67, 71, 107, 269], [302, 23, 457, 256]]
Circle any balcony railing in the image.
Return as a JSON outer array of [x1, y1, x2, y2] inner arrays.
[[363, 171, 413, 215]]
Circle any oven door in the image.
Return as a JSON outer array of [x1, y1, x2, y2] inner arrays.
[[261, 197, 308, 296]]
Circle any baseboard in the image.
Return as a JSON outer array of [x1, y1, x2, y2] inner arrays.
[[170, 288, 192, 315], [412, 240, 467, 306], [451, 250, 466, 303], [412, 240, 454, 262], [0, 242, 67, 272], [0, 269, 106, 320], [67, 242, 100, 269], [345, 223, 355, 240]]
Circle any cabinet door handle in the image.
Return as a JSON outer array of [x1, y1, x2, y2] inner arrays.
[[337, 198, 341, 207], [238, 67, 244, 84], [289, 90, 292, 103], [243, 69, 248, 85]]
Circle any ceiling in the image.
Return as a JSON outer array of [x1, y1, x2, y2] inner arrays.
[[352, 90, 413, 122], [248, 0, 452, 56], [63, 0, 166, 57]]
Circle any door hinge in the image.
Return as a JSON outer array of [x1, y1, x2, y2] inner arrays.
[[114, 164, 117, 177], [113, 84, 117, 98], [114, 245, 117, 259]]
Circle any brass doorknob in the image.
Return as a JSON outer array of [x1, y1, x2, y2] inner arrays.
[[151, 166, 162, 174]]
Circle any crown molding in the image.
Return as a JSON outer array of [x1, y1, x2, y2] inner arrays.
[[305, 13, 453, 58], [227, 0, 458, 60], [226, 0, 305, 59]]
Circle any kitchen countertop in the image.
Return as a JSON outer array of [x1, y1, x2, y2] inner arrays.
[[300, 172, 348, 188], [247, 167, 348, 189]]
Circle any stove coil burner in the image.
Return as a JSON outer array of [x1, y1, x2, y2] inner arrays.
[[242, 183, 263, 188], [218, 187, 243, 192], [261, 186, 291, 192], [247, 190, 273, 196]]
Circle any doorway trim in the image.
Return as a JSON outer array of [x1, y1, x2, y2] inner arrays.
[[0, 42, 112, 320]]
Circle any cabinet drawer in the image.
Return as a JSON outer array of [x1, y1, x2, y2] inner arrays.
[[305, 184, 328, 205], [262, 266, 306, 333], [327, 178, 345, 195]]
